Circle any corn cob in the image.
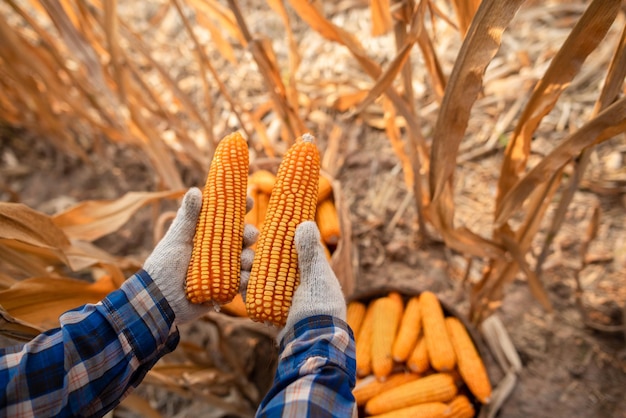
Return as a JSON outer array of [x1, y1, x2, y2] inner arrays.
[[317, 173, 333, 202], [315, 199, 341, 246], [420, 291, 457, 372], [444, 395, 475, 418], [353, 372, 420, 406], [356, 299, 377, 377], [221, 293, 248, 317], [407, 333, 430, 373], [371, 294, 404, 381], [346, 300, 367, 339], [248, 169, 276, 194], [245, 134, 320, 326], [368, 401, 448, 418], [186, 132, 249, 305], [392, 295, 421, 362], [365, 373, 458, 415], [445, 317, 492, 404]]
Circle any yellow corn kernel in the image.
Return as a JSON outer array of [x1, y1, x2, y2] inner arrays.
[[371, 294, 404, 381], [365, 373, 458, 415], [315, 199, 341, 246], [420, 291, 457, 372], [392, 295, 421, 362], [245, 134, 320, 326], [346, 300, 367, 339], [445, 317, 492, 404], [444, 395, 475, 418], [186, 132, 249, 305], [353, 372, 420, 406], [368, 401, 448, 418]]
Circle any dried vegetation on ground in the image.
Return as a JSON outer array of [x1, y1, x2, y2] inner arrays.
[[1, 0, 625, 417]]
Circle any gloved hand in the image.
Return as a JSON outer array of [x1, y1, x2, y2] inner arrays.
[[276, 220, 347, 343], [144, 187, 258, 325]]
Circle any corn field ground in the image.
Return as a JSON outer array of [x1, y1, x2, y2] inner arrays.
[[1, 0, 625, 417]]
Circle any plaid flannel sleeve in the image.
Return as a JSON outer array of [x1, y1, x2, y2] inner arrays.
[[256, 315, 357, 418], [0, 269, 179, 418]]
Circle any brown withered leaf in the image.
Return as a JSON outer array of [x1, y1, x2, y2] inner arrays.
[[0, 305, 44, 342], [371, 0, 393, 36], [495, 96, 626, 226], [0, 274, 116, 330], [429, 0, 525, 202], [52, 190, 185, 242], [495, 0, 621, 213], [0, 202, 70, 250]]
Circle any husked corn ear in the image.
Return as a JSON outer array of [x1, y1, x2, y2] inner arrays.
[[356, 299, 377, 377], [420, 291, 457, 372], [249, 169, 276, 194], [365, 373, 458, 415], [368, 401, 448, 418], [353, 372, 420, 406], [407, 333, 430, 373], [444, 395, 475, 418], [317, 173, 333, 202], [371, 294, 404, 381], [446, 317, 492, 404], [346, 300, 367, 338], [315, 199, 341, 246], [186, 132, 249, 305], [392, 295, 421, 362], [221, 293, 248, 317], [245, 134, 320, 326]]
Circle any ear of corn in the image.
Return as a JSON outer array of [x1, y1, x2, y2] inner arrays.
[[249, 169, 276, 194], [367, 401, 448, 418], [406, 333, 430, 373], [371, 293, 404, 381], [444, 395, 475, 418], [392, 295, 421, 362], [245, 134, 320, 326], [356, 299, 377, 377], [317, 173, 333, 202], [446, 317, 492, 404], [346, 300, 367, 338], [186, 132, 249, 305], [315, 198, 341, 246], [353, 372, 420, 406], [420, 291, 457, 372], [221, 293, 248, 317], [365, 373, 458, 415]]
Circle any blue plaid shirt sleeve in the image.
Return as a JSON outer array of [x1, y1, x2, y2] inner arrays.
[[0, 270, 179, 418], [256, 315, 357, 418]]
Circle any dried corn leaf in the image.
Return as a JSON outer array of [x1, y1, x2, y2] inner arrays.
[[450, 0, 482, 36], [0, 274, 116, 330], [0, 306, 44, 342], [495, 96, 626, 226], [495, 0, 621, 214], [429, 0, 525, 202], [118, 393, 162, 418], [52, 190, 185, 242], [371, 0, 393, 36]]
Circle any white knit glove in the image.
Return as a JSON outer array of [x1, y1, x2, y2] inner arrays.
[[143, 187, 258, 325], [276, 221, 347, 343]]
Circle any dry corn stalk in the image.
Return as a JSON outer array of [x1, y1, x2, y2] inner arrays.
[[246, 133, 320, 326], [186, 132, 249, 305]]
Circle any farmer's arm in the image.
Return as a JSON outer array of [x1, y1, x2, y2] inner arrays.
[[254, 222, 357, 418]]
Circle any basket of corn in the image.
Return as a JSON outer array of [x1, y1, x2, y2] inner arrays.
[[347, 287, 505, 418]]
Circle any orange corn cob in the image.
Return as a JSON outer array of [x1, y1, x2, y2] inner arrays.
[[317, 173, 333, 202], [371, 294, 404, 381], [315, 199, 341, 246], [356, 299, 377, 377], [420, 291, 456, 372], [221, 293, 248, 317], [444, 395, 475, 418], [392, 295, 421, 362], [368, 401, 448, 418], [248, 169, 276, 194], [445, 317, 492, 404], [365, 373, 458, 415], [346, 301, 367, 339], [186, 132, 249, 304], [353, 372, 420, 406], [407, 333, 430, 373], [245, 134, 320, 326]]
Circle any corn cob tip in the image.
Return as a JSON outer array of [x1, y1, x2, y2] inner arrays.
[[301, 132, 315, 143]]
